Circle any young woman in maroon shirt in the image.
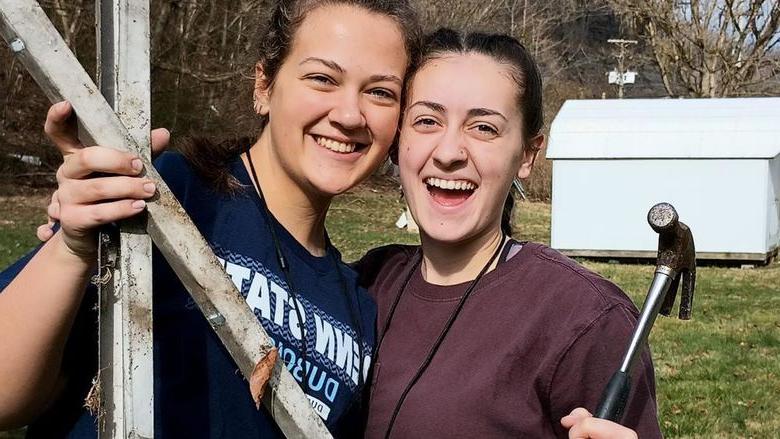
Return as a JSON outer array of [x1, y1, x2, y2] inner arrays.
[[357, 29, 660, 438]]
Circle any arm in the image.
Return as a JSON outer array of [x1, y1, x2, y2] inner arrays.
[[0, 102, 167, 428], [549, 304, 662, 438], [0, 233, 94, 428]]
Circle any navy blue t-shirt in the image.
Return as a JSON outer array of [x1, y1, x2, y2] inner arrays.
[[0, 152, 376, 438]]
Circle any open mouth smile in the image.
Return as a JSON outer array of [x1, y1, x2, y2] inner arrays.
[[314, 135, 367, 154], [425, 177, 478, 207]]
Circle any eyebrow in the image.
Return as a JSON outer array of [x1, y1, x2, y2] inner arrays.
[[409, 100, 446, 114], [300, 57, 344, 73], [409, 101, 508, 121], [370, 74, 403, 87], [299, 58, 402, 86], [467, 107, 507, 121]]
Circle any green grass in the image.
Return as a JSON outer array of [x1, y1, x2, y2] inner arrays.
[[2, 182, 779, 437], [325, 179, 420, 261], [0, 192, 47, 270], [587, 261, 780, 437]]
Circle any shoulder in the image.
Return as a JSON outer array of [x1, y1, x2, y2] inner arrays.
[[153, 150, 192, 177], [153, 151, 247, 208], [352, 244, 419, 291], [153, 151, 199, 197], [515, 242, 638, 316], [330, 251, 379, 321]]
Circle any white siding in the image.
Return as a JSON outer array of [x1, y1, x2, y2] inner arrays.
[[551, 159, 769, 255], [767, 156, 780, 252]]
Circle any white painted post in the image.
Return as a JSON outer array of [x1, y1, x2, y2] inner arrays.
[[0, 2, 332, 437], [95, 0, 154, 438]]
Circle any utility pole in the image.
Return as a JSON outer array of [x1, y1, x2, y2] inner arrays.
[[607, 38, 638, 99]]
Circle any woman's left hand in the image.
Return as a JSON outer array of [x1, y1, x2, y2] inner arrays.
[[561, 408, 638, 439]]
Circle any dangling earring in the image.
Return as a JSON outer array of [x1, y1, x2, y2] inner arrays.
[[512, 178, 527, 201], [253, 97, 263, 115]]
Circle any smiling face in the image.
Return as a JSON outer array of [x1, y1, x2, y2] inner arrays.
[[399, 52, 539, 246], [255, 4, 408, 199]]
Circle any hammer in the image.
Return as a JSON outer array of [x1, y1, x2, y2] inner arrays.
[[594, 202, 696, 423]]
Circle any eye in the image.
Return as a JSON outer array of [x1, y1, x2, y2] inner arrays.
[[472, 123, 499, 137], [305, 74, 335, 86], [413, 117, 439, 127], [367, 88, 397, 101], [412, 116, 439, 131]]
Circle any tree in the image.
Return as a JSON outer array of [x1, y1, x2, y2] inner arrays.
[[610, 0, 780, 97]]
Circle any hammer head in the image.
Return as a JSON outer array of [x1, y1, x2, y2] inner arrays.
[[647, 203, 696, 320]]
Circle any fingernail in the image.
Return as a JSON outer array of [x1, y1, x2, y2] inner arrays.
[[131, 159, 143, 172], [132, 200, 146, 209], [144, 182, 156, 194]]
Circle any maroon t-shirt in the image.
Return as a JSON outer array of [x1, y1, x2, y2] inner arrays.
[[356, 242, 662, 438]]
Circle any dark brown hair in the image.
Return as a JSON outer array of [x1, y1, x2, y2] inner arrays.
[[404, 28, 544, 236], [178, 0, 421, 191]]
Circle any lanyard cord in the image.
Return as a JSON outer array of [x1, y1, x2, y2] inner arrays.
[[378, 234, 507, 439], [244, 151, 365, 399]]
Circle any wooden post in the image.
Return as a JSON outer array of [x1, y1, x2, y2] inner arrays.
[[0, 1, 332, 437], [95, 0, 154, 437]]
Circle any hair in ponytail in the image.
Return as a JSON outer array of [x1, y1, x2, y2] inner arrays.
[[501, 192, 515, 236], [175, 137, 251, 193]]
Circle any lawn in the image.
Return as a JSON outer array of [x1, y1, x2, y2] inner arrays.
[[1, 179, 779, 437], [0, 187, 49, 269]]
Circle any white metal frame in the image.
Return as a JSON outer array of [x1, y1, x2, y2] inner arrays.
[[95, 0, 154, 437]]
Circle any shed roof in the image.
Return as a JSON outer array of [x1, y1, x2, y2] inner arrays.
[[546, 97, 780, 159]]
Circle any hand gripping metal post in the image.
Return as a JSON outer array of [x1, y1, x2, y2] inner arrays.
[[594, 202, 696, 423]]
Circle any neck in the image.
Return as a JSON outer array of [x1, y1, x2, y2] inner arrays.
[[420, 228, 506, 286], [245, 131, 330, 257]]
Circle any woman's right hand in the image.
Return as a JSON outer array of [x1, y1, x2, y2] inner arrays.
[[41, 101, 170, 259], [561, 408, 638, 439]]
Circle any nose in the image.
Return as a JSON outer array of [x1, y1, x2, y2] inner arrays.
[[432, 127, 467, 169], [328, 90, 366, 131]]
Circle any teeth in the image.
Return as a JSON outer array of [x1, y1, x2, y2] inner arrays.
[[425, 177, 476, 191], [315, 136, 356, 153]]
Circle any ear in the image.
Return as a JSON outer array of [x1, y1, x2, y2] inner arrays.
[[254, 62, 271, 116], [516, 133, 545, 179]]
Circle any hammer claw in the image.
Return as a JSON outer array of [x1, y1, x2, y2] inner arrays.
[[678, 269, 695, 320]]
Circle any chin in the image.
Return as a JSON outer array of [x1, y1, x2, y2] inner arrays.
[[308, 173, 359, 197], [306, 158, 382, 197], [417, 216, 476, 245]]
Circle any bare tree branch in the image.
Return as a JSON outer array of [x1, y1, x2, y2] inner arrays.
[[610, 0, 780, 97]]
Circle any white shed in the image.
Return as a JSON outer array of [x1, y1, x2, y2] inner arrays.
[[546, 98, 780, 264]]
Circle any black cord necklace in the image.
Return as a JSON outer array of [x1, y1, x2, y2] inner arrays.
[[244, 151, 365, 400], [376, 234, 507, 439]]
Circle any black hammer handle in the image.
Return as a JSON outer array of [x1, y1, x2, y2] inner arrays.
[[594, 370, 631, 422]]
